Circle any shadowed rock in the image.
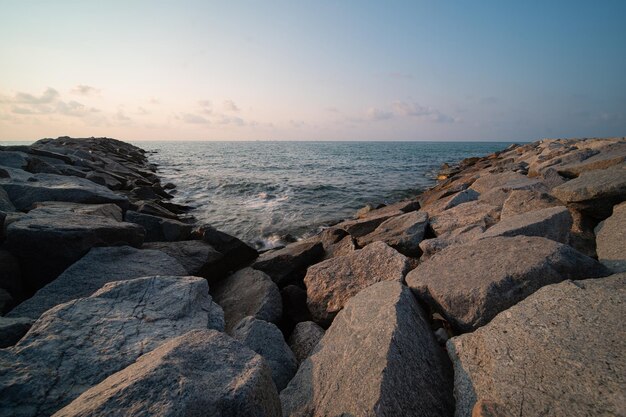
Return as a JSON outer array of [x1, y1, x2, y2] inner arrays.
[[595, 201, 626, 272], [143, 240, 224, 276], [125, 211, 193, 242], [480, 206, 572, 243], [357, 211, 428, 257], [288, 321, 325, 364], [0, 317, 34, 348], [428, 201, 499, 236], [500, 189, 561, 219], [252, 240, 323, 288]]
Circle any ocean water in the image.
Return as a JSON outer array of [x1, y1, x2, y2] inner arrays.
[[138, 141, 514, 249]]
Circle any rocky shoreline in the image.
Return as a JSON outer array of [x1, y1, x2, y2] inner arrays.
[[0, 136, 624, 416]]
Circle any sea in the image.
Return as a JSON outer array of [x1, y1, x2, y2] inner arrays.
[[136, 141, 515, 249]]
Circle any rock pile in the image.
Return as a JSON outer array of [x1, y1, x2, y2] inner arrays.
[[1, 136, 624, 416]]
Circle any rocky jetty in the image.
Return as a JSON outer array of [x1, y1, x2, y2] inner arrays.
[[0, 136, 624, 416]]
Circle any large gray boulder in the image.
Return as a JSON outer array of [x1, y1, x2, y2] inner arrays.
[[469, 171, 543, 195], [0, 276, 224, 417], [552, 163, 626, 218], [232, 317, 298, 391], [428, 201, 499, 236], [500, 189, 561, 219], [407, 236, 610, 332], [143, 240, 224, 277], [280, 282, 454, 417], [125, 211, 193, 242], [288, 321, 325, 364], [480, 206, 573, 243], [595, 201, 626, 272], [0, 186, 15, 212], [252, 240, 323, 287], [212, 267, 282, 334], [304, 241, 410, 325], [53, 329, 282, 417], [7, 246, 187, 320], [356, 211, 428, 257], [0, 173, 128, 211], [448, 274, 626, 417], [5, 211, 145, 291]]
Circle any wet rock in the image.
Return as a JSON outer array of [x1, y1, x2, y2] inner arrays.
[[0, 276, 224, 417], [125, 211, 192, 242], [280, 282, 454, 417], [304, 241, 410, 325], [0, 173, 128, 211], [429, 201, 500, 236], [595, 201, 626, 272], [232, 317, 298, 391], [448, 274, 626, 417], [0, 317, 34, 348], [212, 267, 282, 334], [500, 189, 561, 218], [480, 206, 572, 243], [407, 236, 610, 332], [252, 240, 323, 287], [288, 321, 325, 364], [143, 240, 223, 276], [357, 211, 429, 257], [7, 246, 187, 320], [53, 329, 281, 417], [552, 163, 626, 218], [5, 211, 145, 292]]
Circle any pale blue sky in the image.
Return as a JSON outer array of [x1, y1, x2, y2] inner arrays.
[[1, 1, 625, 141]]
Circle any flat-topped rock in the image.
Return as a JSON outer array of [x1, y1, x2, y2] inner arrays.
[[304, 241, 411, 325], [212, 267, 282, 334], [280, 282, 454, 417], [54, 329, 281, 417], [428, 200, 499, 236], [5, 211, 145, 292], [480, 206, 572, 243], [418, 224, 485, 260], [469, 171, 543, 195], [500, 189, 561, 218], [125, 211, 193, 242], [29, 201, 123, 221], [252, 240, 323, 287], [595, 201, 626, 272], [143, 240, 224, 277], [0, 276, 224, 417], [448, 274, 626, 417], [7, 246, 187, 320], [357, 210, 428, 257], [407, 236, 610, 332], [556, 140, 626, 177], [232, 317, 298, 391]]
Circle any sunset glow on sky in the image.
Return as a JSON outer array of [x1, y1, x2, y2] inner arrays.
[[1, 1, 625, 141]]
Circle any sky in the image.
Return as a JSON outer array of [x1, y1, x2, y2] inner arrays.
[[1, 1, 625, 141]]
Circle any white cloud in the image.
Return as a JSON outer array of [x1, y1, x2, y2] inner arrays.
[[223, 99, 240, 112], [71, 85, 100, 96]]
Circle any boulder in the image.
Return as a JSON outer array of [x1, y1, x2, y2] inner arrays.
[[407, 236, 610, 332], [30, 201, 123, 222], [0, 173, 128, 211], [443, 188, 480, 210], [84, 171, 123, 190], [500, 189, 561, 218], [419, 224, 485, 260], [280, 282, 454, 417], [252, 240, 323, 287], [143, 240, 224, 276], [199, 225, 258, 279], [448, 274, 626, 417], [552, 163, 626, 218], [232, 317, 298, 391], [480, 206, 572, 243], [53, 329, 281, 417], [0, 151, 29, 169], [304, 241, 411, 325], [0, 317, 33, 348], [556, 141, 626, 177], [211, 267, 282, 334], [7, 246, 187, 320], [309, 228, 356, 259], [288, 321, 325, 364], [125, 211, 192, 242], [0, 187, 15, 212], [428, 201, 499, 236], [357, 211, 429, 257], [5, 211, 145, 292], [337, 209, 403, 237], [595, 201, 626, 272], [0, 276, 224, 417], [469, 171, 543, 195]]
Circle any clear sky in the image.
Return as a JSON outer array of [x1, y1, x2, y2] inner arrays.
[[1, 1, 625, 141]]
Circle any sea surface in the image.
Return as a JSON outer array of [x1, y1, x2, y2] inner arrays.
[[137, 141, 514, 249]]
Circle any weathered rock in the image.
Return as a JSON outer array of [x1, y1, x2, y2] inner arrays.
[[500, 189, 561, 218], [304, 241, 411, 325], [428, 201, 499, 236], [337, 209, 403, 237], [30, 201, 123, 222], [480, 206, 572, 243], [0, 187, 15, 212], [53, 329, 282, 417], [143, 240, 224, 276], [419, 224, 485, 260], [288, 321, 325, 364], [0, 173, 128, 211], [407, 236, 610, 332], [199, 225, 258, 279], [595, 201, 626, 272], [0, 151, 29, 169], [0, 317, 34, 348], [552, 163, 626, 218], [469, 171, 543, 195], [280, 282, 454, 417], [443, 188, 480, 209], [448, 274, 626, 417], [253, 240, 323, 287], [84, 171, 123, 190], [0, 250, 21, 297], [309, 227, 356, 259], [7, 246, 187, 320], [0, 276, 224, 417], [5, 211, 145, 291], [125, 210, 192, 242], [556, 140, 626, 177], [232, 317, 298, 391], [357, 211, 428, 257], [212, 267, 282, 334]]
